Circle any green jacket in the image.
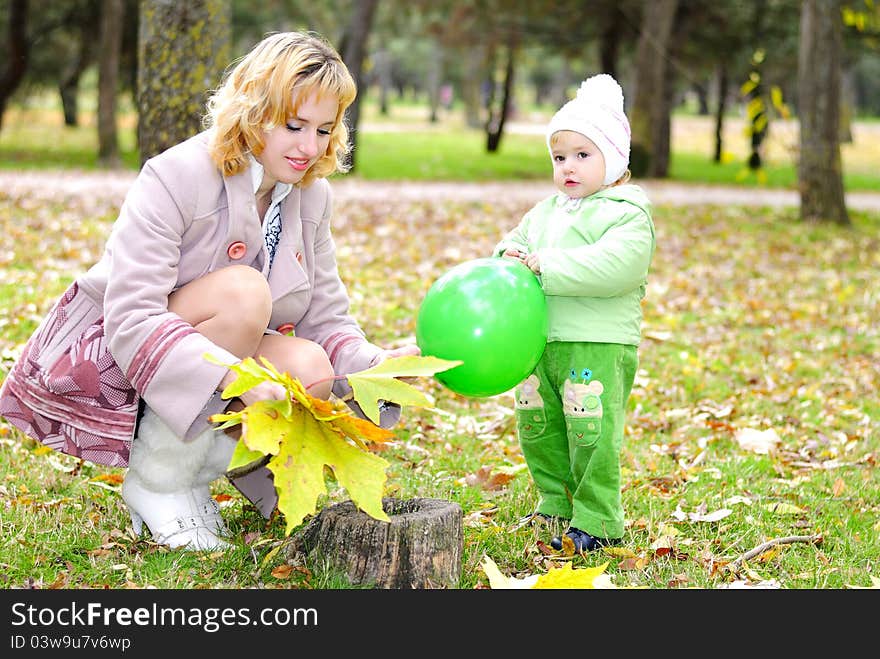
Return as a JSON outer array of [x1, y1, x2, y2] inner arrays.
[[493, 184, 655, 346]]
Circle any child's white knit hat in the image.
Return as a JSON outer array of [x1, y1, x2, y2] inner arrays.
[[546, 73, 631, 185]]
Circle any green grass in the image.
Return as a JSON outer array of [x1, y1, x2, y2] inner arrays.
[[2, 104, 879, 191], [668, 151, 880, 191], [352, 131, 551, 181], [0, 181, 877, 590]]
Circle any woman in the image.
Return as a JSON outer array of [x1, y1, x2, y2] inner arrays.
[[0, 31, 419, 550]]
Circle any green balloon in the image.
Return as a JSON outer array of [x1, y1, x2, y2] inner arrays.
[[416, 257, 548, 397]]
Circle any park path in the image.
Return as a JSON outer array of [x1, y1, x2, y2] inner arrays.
[[1, 169, 880, 211]]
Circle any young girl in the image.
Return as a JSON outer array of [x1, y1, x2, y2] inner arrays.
[[494, 74, 655, 552], [0, 32, 418, 551]]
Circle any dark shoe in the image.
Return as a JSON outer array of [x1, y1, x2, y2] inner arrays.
[[550, 527, 621, 553]]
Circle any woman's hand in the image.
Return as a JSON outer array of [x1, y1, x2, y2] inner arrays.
[[219, 369, 288, 407], [374, 344, 421, 384], [238, 380, 289, 407], [376, 344, 421, 362], [502, 248, 526, 262]]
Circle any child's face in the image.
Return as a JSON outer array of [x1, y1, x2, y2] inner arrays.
[[550, 130, 606, 199]]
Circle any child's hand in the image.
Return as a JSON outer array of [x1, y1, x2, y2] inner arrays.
[[502, 248, 527, 262], [524, 252, 541, 274]]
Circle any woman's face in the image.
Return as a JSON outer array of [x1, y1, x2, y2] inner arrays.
[[257, 90, 338, 190]]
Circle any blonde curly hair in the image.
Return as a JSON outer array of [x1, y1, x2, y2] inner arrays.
[[204, 31, 356, 187]]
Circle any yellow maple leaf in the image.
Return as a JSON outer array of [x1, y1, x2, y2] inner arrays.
[[481, 555, 618, 589], [265, 407, 390, 534], [534, 562, 616, 589], [346, 355, 462, 424]]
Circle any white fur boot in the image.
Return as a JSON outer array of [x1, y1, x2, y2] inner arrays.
[[122, 407, 230, 550], [191, 428, 239, 535]]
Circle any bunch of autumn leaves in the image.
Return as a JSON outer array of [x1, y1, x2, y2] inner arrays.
[[206, 353, 458, 534]]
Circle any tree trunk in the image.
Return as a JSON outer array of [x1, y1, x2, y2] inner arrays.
[[486, 39, 517, 153], [598, 5, 624, 78], [0, 0, 29, 132], [59, 40, 91, 127], [426, 40, 443, 123], [289, 498, 463, 589], [137, 0, 231, 165], [461, 45, 483, 129], [629, 0, 678, 178], [59, 6, 101, 129], [373, 48, 391, 116], [798, 0, 849, 225], [98, 0, 125, 167], [713, 61, 729, 163], [694, 82, 709, 115], [339, 0, 378, 173], [654, 46, 678, 177]]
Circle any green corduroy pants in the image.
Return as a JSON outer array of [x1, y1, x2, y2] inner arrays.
[[514, 341, 638, 539]]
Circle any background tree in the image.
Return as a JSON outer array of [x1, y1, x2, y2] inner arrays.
[[629, 0, 679, 178], [98, 0, 125, 167], [58, 1, 101, 127], [137, 0, 231, 164], [0, 0, 29, 131], [798, 0, 849, 225], [338, 0, 379, 172]]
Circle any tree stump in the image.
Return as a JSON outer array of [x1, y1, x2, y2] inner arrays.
[[287, 497, 463, 589]]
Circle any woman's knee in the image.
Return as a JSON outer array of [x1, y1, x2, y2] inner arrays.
[[259, 336, 334, 399], [299, 341, 335, 397], [171, 265, 272, 329], [219, 266, 272, 323]]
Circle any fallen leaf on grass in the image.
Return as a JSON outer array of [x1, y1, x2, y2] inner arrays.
[[536, 540, 554, 555], [457, 464, 524, 491], [271, 565, 293, 580], [480, 555, 538, 589], [689, 508, 733, 522], [764, 502, 806, 515], [481, 555, 617, 589], [734, 427, 780, 454], [91, 473, 124, 485], [720, 579, 782, 589], [651, 535, 675, 552], [618, 556, 651, 571], [533, 562, 616, 589], [671, 505, 732, 523], [845, 576, 880, 589], [667, 573, 690, 588], [47, 572, 69, 589]]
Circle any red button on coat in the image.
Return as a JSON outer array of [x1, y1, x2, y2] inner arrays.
[[227, 241, 247, 260], [276, 323, 295, 335]]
